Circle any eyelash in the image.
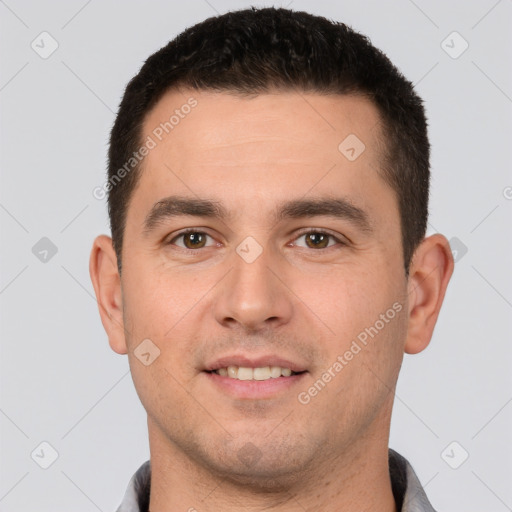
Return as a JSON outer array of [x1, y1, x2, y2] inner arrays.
[[167, 228, 346, 254]]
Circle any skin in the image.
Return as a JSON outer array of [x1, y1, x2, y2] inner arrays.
[[90, 89, 453, 511]]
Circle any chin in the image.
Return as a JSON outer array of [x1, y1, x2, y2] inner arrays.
[[195, 440, 314, 491], [212, 461, 306, 492]]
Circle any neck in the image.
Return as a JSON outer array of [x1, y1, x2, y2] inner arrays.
[[147, 419, 397, 512]]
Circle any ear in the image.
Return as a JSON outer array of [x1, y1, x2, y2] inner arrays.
[[405, 234, 454, 355], [89, 234, 127, 354]]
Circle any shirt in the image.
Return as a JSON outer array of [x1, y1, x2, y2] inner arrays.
[[115, 448, 436, 511]]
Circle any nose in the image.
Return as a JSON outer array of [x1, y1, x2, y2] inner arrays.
[[212, 240, 294, 332]]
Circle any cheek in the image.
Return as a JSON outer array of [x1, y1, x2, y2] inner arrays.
[[121, 269, 200, 416], [307, 264, 403, 338], [308, 261, 408, 385], [122, 263, 201, 341]]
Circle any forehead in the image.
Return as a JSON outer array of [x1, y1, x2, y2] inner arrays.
[[131, 88, 396, 229], [142, 89, 383, 162]]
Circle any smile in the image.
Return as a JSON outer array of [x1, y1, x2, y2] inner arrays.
[[211, 365, 303, 381]]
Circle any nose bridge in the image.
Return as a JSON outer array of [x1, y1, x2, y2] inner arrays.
[[213, 237, 293, 330]]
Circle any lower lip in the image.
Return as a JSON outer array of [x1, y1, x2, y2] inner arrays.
[[203, 371, 307, 399]]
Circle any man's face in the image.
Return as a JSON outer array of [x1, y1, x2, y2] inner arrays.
[[119, 90, 410, 483]]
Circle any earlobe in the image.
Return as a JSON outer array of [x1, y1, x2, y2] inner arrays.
[[404, 234, 454, 355], [89, 235, 128, 355]]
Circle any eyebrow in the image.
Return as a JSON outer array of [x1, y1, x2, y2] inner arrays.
[[142, 195, 372, 235]]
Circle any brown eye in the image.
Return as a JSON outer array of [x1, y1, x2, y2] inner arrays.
[[182, 232, 207, 249], [169, 231, 213, 250], [294, 230, 341, 250], [304, 232, 331, 249]]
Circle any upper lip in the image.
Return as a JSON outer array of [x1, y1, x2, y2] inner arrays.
[[204, 354, 308, 373]]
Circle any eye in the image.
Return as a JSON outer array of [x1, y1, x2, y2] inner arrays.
[[293, 230, 344, 250], [166, 229, 346, 252], [168, 230, 216, 250]]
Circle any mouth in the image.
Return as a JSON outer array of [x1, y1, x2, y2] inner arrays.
[[202, 358, 308, 399], [206, 365, 306, 381]]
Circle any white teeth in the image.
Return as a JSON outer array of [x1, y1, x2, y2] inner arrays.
[[237, 367, 253, 380], [270, 366, 282, 378], [253, 366, 271, 380], [214, 365, 298, 380]]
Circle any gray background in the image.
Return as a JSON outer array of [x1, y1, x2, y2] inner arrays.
[[1, 0, 511, 510]]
